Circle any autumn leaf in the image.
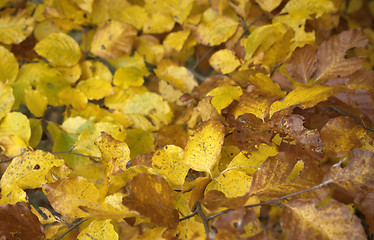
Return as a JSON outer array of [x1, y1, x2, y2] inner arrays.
[[0, 204, 44, 240], [0, 9, 34, 44], [122, 173, 179, 228], [209, 49, 241, 74], [77, 219, 118, 240], [206, 85, 242, 114], [281, 199, 367, 240], [0, 45, 18, 84], [184, 119, 225, 175], [34, 32, 81, 67], [287, 45, 317, 84], [315, 29, 368, 84]]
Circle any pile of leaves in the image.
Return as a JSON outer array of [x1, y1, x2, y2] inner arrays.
[[0, 0, 374, 239]]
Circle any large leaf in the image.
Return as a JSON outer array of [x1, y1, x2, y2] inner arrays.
[[287, 45, 317, 84], [281, 199, 367, 240], [315, 29, 368, 83]]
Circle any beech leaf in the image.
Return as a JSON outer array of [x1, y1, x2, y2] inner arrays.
[[77, 219, 118, 240]]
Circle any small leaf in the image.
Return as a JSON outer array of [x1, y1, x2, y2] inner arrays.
[[0, 45, 18, 84], [0, 204, 44, 240], [315, 29, 368, 83], [184, 119, 225, 174], [77, 219, 118, 240], [151, 145, 189, 189], [0, 112, 30, 144], [24, 89, 48, 117], [163, 29, 190, 53], [281, 199, 367, 240], [34, 32, 81, 67], [0, 82, 14, 120], [209, 49, 241, 74], [197, 15, 238, 46], [206, 85, 242, 113], [77, 76, 114, 100], [123, 173, 179, 228], [91, 21, 137, 59]]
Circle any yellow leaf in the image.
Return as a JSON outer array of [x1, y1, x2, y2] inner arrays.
[[122, 92, 172, 131], [1, 150, 64, 190], [77, 76, 114, 100], [163, 30, 191, 54], [206, 85, 242, 113], [113, 64, 149, 90], [175, 219, 205, 240], [126, 128, 155, 160], [0, 134, 28, 157], [43, 176, 100, 218], [91, 21, 137, 59], [225, 143, 279, 175], [269, 85, 340, 118], [29, 118, 43, 148], [245, 23, 286, 59], [0, 184, 27, 205], [155, 65, 197, 92], [0, 45, 18, 84], [197, 14, 238, 46], [209, 49, 241, 74], [280, 0, 336, 19], [248, 73, 286, 99], [205, 170, 252, 197], [152, 145, 189, 189], [118, 4, 147, 30], [34, 32, 81, 67], [81, 60, 112, 82], [143, 13, 175, 34], [137, 35, 165, 65], [146, 0, 194, 24], [232, 93, 273, 121], [95, 132, 131, 173], [24, 89, 48, 117], [0, 112, 31, 144], [184, 119, 225, 174], [74, 121, 126, 157], [58, 87, 88, 110], [0, 9, 34, 44], [255, 0, 282, 12], [0, 82, 14, 120], [73, 0, 94, 13], [78, 219, 118, 240], [57, 64, 82, 84]]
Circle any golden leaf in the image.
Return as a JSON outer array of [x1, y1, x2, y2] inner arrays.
[[24, 89, 48, 117], [77, 76, 114, 100], [209, 49, 241, 74], [206, 86, 242, 113], [34, 32, 81, 67], [0, 45, 18, 84], [0, 82, 14, 120], [77, 220, 118, 240], [184, 119, 225, 174], [0, 9, 34, 44]]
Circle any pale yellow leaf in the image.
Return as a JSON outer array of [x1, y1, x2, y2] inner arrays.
[[34, 32, 81, 67]]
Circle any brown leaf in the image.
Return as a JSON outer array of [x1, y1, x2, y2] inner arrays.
[[188, 177, 212, 210], [324, 149, 374, 199], [315, 29, 368, 83], [201, 190, 249, 212], [287, 45, 317, 84], [320, 117, 365, 157], [212, 208, 261, 239], [155, 125, 188, 149], [123, 173, 179, 228], [281, 199, 367, 240], [358, 181, 374, 233], [0, 204, 44, 240], [250, 151, 323, 201]]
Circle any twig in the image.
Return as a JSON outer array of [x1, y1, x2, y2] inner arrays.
[[233, 15, 268, 48], [179, 210, 198, 222], [205, 180, 333, 220], [54, 218, 87, 240], [329, 106, 374, 133], [196, 201, 211, 236], [0, 151, 25, 163], [192, 47, 217, 71]]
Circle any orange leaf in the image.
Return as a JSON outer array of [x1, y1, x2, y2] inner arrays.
[[122, 173, 179, 228]]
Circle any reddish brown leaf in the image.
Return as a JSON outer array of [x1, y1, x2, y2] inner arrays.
[[358, 180, 374, 233], [315, 29, 368, 83], [123, 173, 179, 228], [287, 45, 317, 84], [320, 117, 365, 157], [281, 199, 367, 240], [0, 204, 44, 240], [188, 177, 212, 210], [324, 149, 374, 199]]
